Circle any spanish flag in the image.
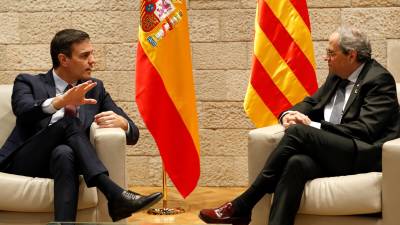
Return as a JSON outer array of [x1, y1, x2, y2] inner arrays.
[[244, 0, 318, 127], [136, 0, 200, 198]]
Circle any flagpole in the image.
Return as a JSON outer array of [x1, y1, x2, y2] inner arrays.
[[162, 166, 168, 208], [147, 166, 185, 215]]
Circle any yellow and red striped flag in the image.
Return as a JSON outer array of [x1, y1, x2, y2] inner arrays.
[[244, 0, 318, 127], [135, 0, 200, 198]]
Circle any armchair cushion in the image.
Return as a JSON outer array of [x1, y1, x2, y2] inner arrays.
[[0, 172, 97, 212], [298, 172, 381, 215]]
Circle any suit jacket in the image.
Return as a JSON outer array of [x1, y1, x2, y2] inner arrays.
[[289, 59, 400, 172], [0, 70, 139, 166]]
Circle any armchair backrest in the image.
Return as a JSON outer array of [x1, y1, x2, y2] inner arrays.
[[0, 85, 15, 147]]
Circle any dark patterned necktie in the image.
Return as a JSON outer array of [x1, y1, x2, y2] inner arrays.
[[329, 79, 350, 124], [64, 84, 77, 118]]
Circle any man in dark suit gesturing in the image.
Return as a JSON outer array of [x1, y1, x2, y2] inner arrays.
[[199, 26, 400, 225], [0, 29, 162, 222]]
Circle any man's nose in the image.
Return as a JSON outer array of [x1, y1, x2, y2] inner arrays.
[[89, 54, 96, 65]]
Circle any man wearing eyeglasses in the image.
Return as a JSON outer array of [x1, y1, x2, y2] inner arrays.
[[199, 26, 400, 225]]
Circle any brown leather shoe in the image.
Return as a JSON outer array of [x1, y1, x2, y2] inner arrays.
[[199, 202, 251, 225]]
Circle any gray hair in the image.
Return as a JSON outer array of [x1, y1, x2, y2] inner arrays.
[[335, 26, 372, 63]]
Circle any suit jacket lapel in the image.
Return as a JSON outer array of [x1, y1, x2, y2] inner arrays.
[[342, 60, 373, 115], [78, 105, 87, 127], [342, 80, 362, 115], [76, 79, 91, 129], [42, 70, 56, 97]]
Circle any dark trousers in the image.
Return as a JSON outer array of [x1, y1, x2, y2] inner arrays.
[[3, 117, 108, 221], [237, 124, 356, 225]]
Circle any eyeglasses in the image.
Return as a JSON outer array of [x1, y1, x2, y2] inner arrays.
[[325, 49, 339, 58]]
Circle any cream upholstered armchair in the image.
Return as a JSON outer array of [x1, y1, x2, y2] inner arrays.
[[248, 85, 400, 225], [0, 84, 127, 224]]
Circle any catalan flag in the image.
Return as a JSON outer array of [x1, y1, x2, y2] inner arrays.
[[244, 0, 318, 127], [135, 0, 200, 198]]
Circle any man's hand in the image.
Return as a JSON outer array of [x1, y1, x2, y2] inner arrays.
[[52, 80, 97, 109], [282, 111, 311, 129], [94, 111, 129, 131]]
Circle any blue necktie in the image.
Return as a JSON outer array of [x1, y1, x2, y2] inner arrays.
[[329, 79, 350, 124]]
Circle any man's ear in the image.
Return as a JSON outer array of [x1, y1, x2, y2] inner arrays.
[[349, 50, 358, 63], [58, 53, 69, 67]]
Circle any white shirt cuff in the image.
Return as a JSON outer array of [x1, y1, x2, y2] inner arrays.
[[42, 98, 57, 114], [309, 121, 321, 129], [279, 110, 295, 124]]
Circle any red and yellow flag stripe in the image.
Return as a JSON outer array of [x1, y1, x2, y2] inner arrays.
[[244, 0, 318, 127], [136, 0, 199, 198]]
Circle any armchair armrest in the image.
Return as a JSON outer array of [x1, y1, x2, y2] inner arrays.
[[248, 124, 284, 225], [248, 124, 284, 183], [89, 122, 127, 221], [382, 138, 400, 225], [90, 123, 127, 187]]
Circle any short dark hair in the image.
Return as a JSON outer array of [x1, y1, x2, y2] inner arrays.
[[50, 29, 90, 68]]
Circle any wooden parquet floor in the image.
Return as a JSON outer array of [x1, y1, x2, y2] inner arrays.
[[127, 186, 246, 224]]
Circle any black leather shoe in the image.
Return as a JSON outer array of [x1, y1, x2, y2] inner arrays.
[[199, 202, 251, 225], [108, 190, 163, 221]]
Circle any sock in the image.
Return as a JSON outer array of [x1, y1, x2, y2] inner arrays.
[[93, 173, 124, 201], [232, 185, 267, 216]]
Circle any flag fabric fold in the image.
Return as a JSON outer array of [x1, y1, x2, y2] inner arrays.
[[244, 0, 318, 127], [136, 0, 200, 198]]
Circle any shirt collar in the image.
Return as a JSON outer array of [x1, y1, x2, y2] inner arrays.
[[347, 63, 365, 83], [52, 69, 77, 93]]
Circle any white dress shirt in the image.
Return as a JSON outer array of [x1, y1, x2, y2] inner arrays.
[[42, 70, 77, 125]]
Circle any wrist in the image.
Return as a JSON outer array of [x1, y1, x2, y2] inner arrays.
[[123, 122, 129, 131], [52, 95, 66, 110], [121, 117, 129, 131]]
